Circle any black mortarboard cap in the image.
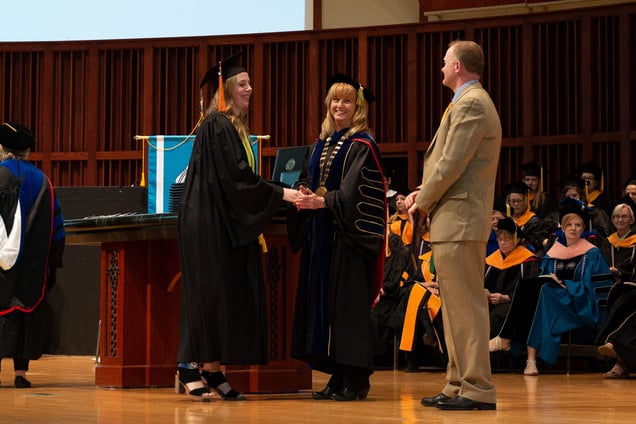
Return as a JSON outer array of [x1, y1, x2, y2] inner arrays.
[[559, 175, 585, 191], [496, 217, 524, 239], [622, 177, 636, 189], [504, 181, 530, 196], [0, 122, 35, 150], [520, 162, 542, 178], [326, 72, 375, 103], [492, 197, 507, 215], [200, 51, 246, 90], [559, 197, 591, 226], [575, 161, 602, 180]]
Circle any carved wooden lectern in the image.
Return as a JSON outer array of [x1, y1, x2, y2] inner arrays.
[[64, 213, 311, 392]]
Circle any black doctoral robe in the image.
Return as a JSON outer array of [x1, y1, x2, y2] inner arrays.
[[289, 129, 386, 372], [177, 112, 283, 365], [0, 160, 65, 360]]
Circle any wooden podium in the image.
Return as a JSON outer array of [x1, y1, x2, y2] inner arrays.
[[64, 213, 312, 392]]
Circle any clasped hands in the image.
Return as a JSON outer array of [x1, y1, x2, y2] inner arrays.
[[283, 186, 326, 210]]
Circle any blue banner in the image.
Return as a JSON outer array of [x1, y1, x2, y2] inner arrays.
[[146, 134, 261, 213]]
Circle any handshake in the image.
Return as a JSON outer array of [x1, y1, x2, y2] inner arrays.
[[282, 186, 326, 210]]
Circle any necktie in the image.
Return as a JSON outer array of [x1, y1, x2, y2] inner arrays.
[[440, 102, 453, 124]]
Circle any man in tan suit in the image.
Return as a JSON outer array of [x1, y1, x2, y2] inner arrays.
[[406, 40, 501, 410]]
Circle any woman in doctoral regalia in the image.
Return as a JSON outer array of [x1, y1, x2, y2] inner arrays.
[[289, 73, 386, 401]]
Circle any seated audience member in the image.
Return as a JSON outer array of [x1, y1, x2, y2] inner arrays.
[[615, 178, 636, 224], [521, 161, 557, 219], [596, 203, 636, 378], [525, 198, 611, 375], [537, 177, 611, 249], [485, 218, 540, 339], [385, 217, 446, 372], [622, 178, 636, 206], [388, 193, 414, 248], [487, 206, 507, 257], [371, 208, 416, 360], [503, 181, 542, 252], [576, 161, 612, 215]]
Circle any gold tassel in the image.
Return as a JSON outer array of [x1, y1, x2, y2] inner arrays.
[[357, 85, 365, 106], [217, 61, 226, 112], [258, 233, 268, 253]]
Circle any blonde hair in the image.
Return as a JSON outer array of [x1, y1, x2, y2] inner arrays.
[[0, 144, 29, 160], [612, 203, 635, 223], [319, 82, 371, 140], [206, 73, 250, 142]]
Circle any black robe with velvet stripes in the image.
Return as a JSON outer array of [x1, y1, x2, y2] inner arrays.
[[0, 160, 65, 360], [289, 129, 386, 372], [177, 112, 284, 365]]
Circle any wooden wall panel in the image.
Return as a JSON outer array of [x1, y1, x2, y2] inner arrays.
[[0, 3, 633, 203]]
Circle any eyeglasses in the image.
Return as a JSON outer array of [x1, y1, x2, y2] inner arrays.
[[613, 215, 632, 221], [508, 199, 524, 204]]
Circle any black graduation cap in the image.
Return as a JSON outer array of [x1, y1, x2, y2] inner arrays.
[[326, 72, 375, 104], [492, 197, 507, 215], [622, 177, 636, 190], [520, 162, 542, 178], [200, 51, 246, 91], [496, 217, 524, 239], [559, 197, 591, 226], [575, 161, 602, 180], [0, 122, 35, 150], [504, 181, 530, 196], [559, 175, 585, 191]]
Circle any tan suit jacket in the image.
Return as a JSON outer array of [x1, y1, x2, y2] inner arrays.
[[414, 81, 501, 403], [415, 82, 501, 242]]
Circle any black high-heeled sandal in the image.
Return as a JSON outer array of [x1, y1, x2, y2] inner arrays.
[[176, 368, 216, 401], [200, 370, 245, 401], [331, 386, 370, 401], [14, 376, 31, 389]]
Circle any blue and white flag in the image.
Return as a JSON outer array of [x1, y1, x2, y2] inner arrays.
[[146, 134, 261, 214]]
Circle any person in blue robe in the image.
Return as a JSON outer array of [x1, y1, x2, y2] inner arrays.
[[0, 122, 65, 388]]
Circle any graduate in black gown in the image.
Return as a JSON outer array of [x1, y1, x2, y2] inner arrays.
[[290, 73, 386, 401], [0, 122, 65, 388], [176, 53, 299, 400]]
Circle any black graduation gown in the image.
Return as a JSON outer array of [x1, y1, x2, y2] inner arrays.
[[177, 112, 283, 365], [484, 246, 540, 338], [289, 130, 386, 372]]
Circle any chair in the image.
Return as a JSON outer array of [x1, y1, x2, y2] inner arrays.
[[564, 273, 615, 374]]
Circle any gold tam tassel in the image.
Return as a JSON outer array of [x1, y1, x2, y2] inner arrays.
[[357, 85, 365, 106], [217, 61, 227, 112], [258, 233, 268, 253]]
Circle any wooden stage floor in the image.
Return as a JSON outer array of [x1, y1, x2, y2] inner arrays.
[[0, 355, 633, 423]]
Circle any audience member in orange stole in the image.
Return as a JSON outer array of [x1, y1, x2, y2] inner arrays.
[[484, 218, 540, 340], [176, 53, 299, 400], [388, 193, 414, 247], [0, 122, 65, 388], [525, 198, 611, 375], [502, 181, 542, 252], [596, 203, 636, 378], [520, 161, 557, 219], [289, 73, 386, 401], [576, 161, 612, 215]]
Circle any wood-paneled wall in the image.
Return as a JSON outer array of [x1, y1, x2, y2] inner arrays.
[[0, 3, 634, 202]]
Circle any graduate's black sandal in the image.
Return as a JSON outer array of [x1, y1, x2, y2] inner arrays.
[[201, 370, 246, 400], [176, 368, 216, 401]]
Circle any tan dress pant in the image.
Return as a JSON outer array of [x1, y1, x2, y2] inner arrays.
[[433, 240, 496, 403]]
